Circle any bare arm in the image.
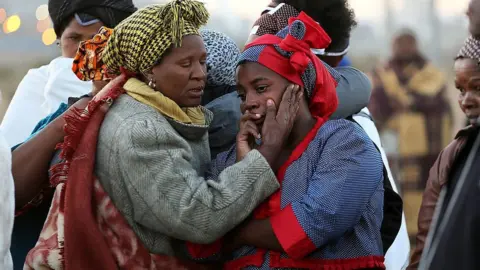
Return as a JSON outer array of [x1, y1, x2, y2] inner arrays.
[[12, 98, 91, 208], [12, 116, 64, 208]]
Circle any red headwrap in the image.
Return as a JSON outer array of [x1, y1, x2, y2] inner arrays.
[[241, 12, 338, 120]]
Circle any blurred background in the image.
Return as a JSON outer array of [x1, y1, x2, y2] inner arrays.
[[0, 0, 473, 249], [0, 0, 470, 128]]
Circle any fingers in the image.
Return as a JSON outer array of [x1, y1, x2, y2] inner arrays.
[[279, 84, 295, 112], [240, 110, 262, 123], [244, 120, 261, 139], [264, 99, 277, 123], [276, 84, 300, 122], [239, 111, 261, 140], [277, 85, 298, 117], [290, 86, 303, 118]]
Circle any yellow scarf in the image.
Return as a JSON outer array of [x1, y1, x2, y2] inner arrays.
[[123, 78, 205, 125]]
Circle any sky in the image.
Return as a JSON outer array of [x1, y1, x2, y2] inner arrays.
[[202, 0, 471, 22], [0, 0, 471, 25], [350, 0, 469, 21], [0, 0, 471, 50]]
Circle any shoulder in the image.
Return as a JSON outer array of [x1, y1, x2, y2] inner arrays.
[[428, 137, 467, 188], [317, 119, 382, 167], [26, 62, 50, 78], [319, 119, 372, 143], [441, 126, 475, 159], [455, 125, 477, 140], [433, 130, 473, 179], [335, 66, 371, 87], [15, 63, 50, 93], [100, 95, 174, 147]]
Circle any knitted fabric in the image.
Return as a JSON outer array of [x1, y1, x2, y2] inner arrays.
[[103, 0, 209, 75], [200, 29, 240, 87], [457, 35, 480, 62]]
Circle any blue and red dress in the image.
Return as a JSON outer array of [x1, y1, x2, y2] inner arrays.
[[193, 118, 385, 269]]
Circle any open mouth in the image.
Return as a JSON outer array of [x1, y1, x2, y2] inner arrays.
[[190, 86, 204, 92], [188, 86, 205, 98]]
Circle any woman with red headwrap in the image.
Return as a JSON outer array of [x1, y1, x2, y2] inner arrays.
[[187, 12, 385, 269]]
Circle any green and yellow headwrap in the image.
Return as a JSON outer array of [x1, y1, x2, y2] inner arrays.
[[103, 0, 209, 75]]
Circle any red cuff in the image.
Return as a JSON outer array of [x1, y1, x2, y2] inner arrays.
[[270, 204, 316, 259], [15, 190, 47, 217], [186, 239, 223, 259]]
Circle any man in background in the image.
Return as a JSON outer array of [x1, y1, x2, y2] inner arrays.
[[369, 29, 452, 244]]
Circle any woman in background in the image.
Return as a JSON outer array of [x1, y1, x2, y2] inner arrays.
[[0, 0, 136, 148]]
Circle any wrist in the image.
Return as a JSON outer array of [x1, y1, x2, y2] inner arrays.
[[257, 145, 280, 163]]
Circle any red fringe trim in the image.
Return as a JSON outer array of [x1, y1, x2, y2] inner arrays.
[[46, 70, 130, 269]]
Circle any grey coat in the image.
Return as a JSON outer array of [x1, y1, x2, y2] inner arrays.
[[95, 95, 279, 255]]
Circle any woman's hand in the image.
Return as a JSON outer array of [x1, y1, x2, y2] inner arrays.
[[257, 84, 302, 167], [236, 112, 262, 161]]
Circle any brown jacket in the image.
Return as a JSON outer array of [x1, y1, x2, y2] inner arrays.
[[408, 126, 476, 269]]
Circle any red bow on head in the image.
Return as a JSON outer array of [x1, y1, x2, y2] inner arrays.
[[277, 12, 332, 73]]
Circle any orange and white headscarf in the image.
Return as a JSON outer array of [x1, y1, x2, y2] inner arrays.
[[72, 26, 114, 82]]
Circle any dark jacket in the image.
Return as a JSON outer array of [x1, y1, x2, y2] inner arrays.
[[408, 126, 476, 269]]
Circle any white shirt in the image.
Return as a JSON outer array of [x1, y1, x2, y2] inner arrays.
[[0, 57, 91, 147], [0, 132, 14, 270], [354, 108, 411, 270]]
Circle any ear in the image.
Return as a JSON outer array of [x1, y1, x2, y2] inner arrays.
[[142, 70, 155, 81]]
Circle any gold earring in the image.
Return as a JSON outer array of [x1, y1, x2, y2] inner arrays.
[[148, 78, 156, 89]]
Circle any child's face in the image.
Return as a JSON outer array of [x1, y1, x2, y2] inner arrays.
[[454, 58, 480, 125], [236, 62, 293, 129]]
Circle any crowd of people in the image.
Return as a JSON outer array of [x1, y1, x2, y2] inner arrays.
[[0, 0, 478, 269]]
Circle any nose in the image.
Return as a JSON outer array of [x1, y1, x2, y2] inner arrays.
[[462, 91, 477, 109], [191, 61, 207, 81], [243, 95, 261, 113]]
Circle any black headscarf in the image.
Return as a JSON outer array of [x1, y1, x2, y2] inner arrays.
[[48, 0, 137, 36]]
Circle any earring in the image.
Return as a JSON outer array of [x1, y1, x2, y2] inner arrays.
[[148, 78, 157, 89], [56, 41, 60, 47]]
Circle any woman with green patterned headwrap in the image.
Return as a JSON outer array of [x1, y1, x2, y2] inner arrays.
[[24, 0, 301, 269]]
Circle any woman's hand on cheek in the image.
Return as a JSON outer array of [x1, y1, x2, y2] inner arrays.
[[236, 111, 262, 161], [257, 84, 302, 168]]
